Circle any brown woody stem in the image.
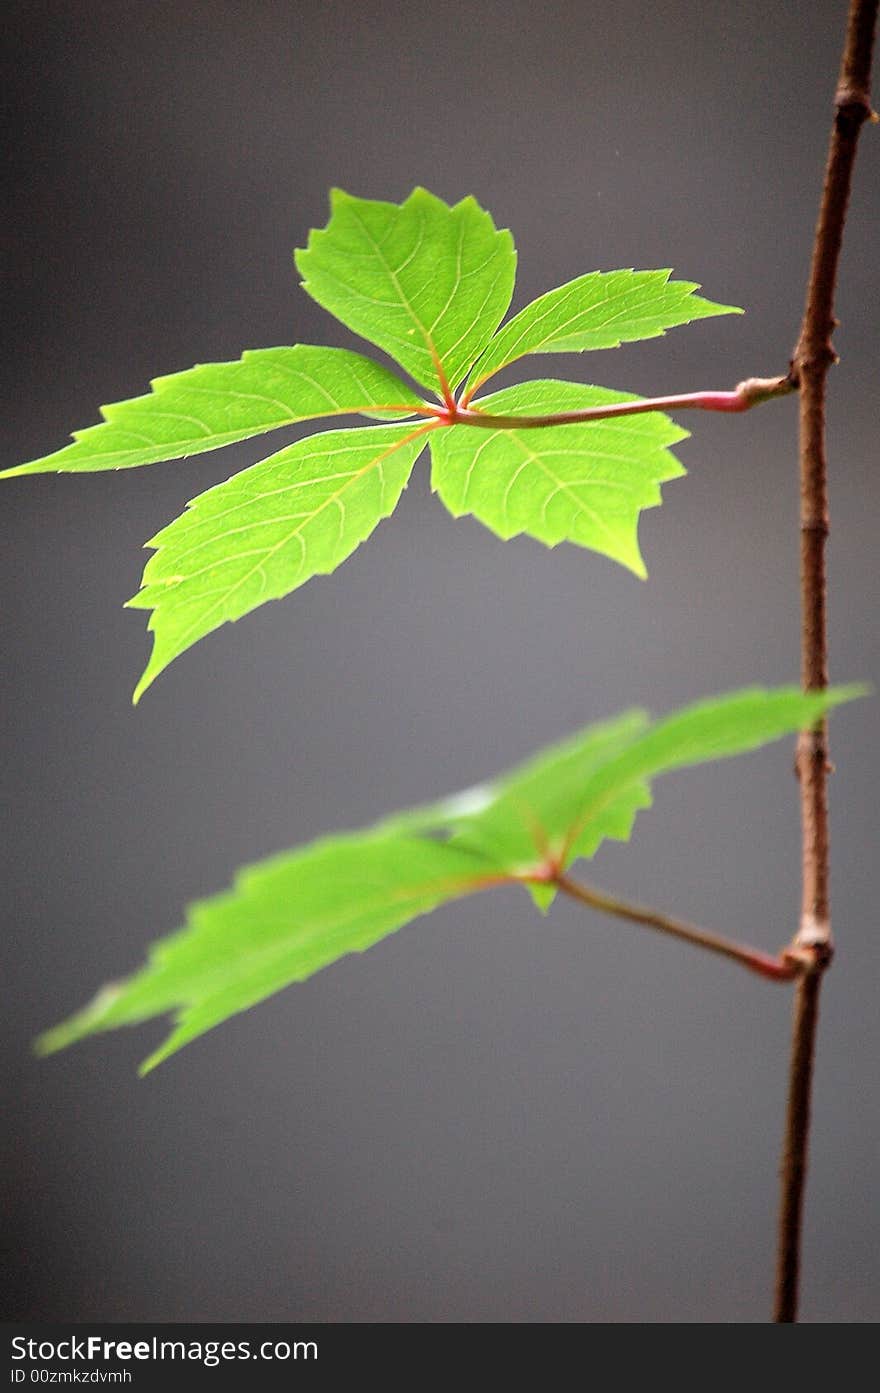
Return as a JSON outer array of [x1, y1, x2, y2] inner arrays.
[[773, 0, 877, 1325]]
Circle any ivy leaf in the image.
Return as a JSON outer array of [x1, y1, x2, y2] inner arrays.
[[128, 423, 430, 702], [0, 347, 423, 478], [36, 685, 864, 1070], [467, 268, 741, 394], [36, 833, 502, 1075], [295, 188, 516, 397], [430, 381, 688, 576]]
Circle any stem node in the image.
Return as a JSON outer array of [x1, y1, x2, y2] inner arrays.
[[834, 86, 875, 123]]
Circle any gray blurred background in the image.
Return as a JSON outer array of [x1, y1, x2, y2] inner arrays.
[[2, 0, 878, 1323]]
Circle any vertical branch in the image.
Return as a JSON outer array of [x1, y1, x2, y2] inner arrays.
[[774, 0, 877, 1324], [774, 970, 822, 1323]]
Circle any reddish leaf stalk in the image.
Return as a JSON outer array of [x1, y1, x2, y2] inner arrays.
[[555, 872, 798, 982], [773, 0, 878, 1324], [420, 375, 794, 429]]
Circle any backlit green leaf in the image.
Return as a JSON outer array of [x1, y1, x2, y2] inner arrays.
[[128, 422, 430, 701], [1, 346, 422, 477], [430, 381, 688, 576], [295, 188, 516, 396], [36, 685, 863, 1070], [467, 268, 741, 394]]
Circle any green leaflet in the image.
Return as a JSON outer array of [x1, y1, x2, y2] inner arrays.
[[467, 268, 741, 394], [295, 188, 517, 396], [380, 685, 866, 907], [128, 423, 430, 701], [37, 832, 498, 1075], [430, 381, 688, 576], [379, 708, 653, 907], [480, 684, 865, 874], [37, 685, 864, 1070], [0, 346, 423, 477]]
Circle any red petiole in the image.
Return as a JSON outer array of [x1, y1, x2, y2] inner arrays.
[[412, 373, 794, 429]]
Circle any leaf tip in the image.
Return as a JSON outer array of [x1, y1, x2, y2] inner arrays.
[[826, 680, 871, 707], [137, 1018, 190, 1076], [527, 880, 557, 913], [33, 1016, 77, 1058], [132, 665, 157, 706], [33, 1027, 61, 1059], [137, 1051, 164, 1078], [0, 460, 44, 479], [33, 1017, 84, 1058], [695, 293, 744, 318]]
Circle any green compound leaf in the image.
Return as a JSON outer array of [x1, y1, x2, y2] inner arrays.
[[37, 833, 499, 1075], [2, 193, 748, 696], [467, 268, 741, 394], [430, 381, 689, 576], [128, 422, 430, 701], [37, 685, 864, 1070], [0, 346, 423, 478], [295, 188, 516, 397]]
